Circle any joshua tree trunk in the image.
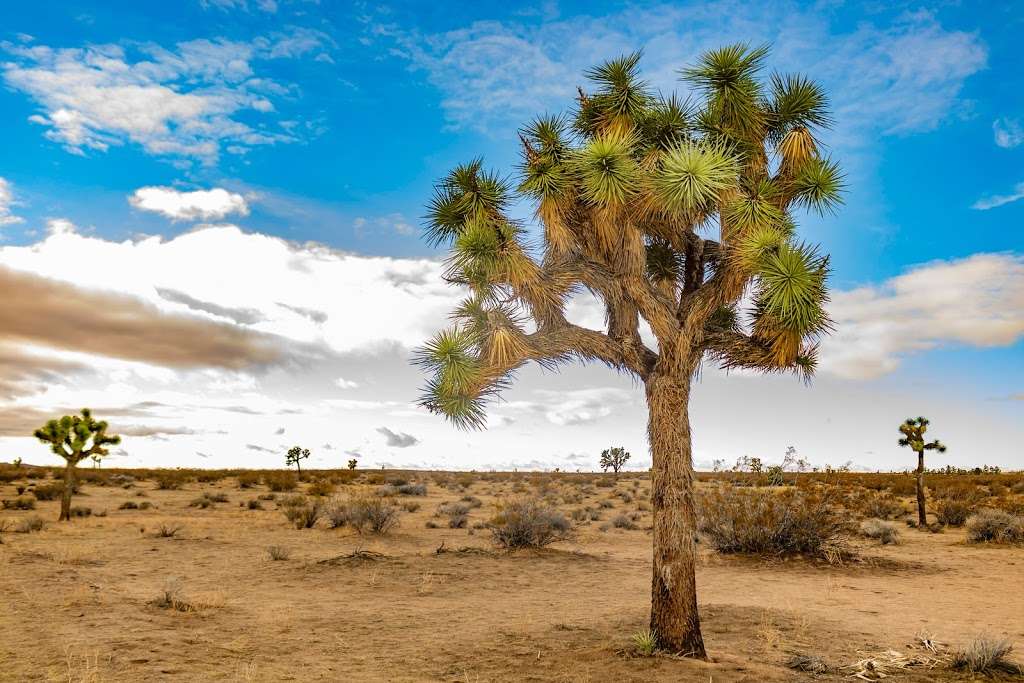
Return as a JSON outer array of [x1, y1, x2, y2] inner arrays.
[[915, 450, 927, 526], [646, 373, 706, 658], [59, 460, 76, 522], [296, 461, 301, 476]]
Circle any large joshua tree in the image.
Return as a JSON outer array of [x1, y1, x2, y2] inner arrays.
[[34, 409, 121, 522], [415, 46, 841, 657], [898, 416, 946, 526]]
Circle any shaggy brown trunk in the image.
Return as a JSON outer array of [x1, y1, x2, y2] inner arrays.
[[646, 373, 706, 658], [59, 459, 76, 522], [916, 450, 926, 526]]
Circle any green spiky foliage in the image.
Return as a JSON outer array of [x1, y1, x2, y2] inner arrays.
[[600, 446, 631, 475], [286, 446, 311, 475], [347, 458, 358, 470], [34, 409, 121, 521], [416, 46, 842, 656], [898, 416, 947, 526]]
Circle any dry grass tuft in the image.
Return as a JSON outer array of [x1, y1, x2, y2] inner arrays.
[[859, 518, 901, 545], [950, 637, 1021, 676]]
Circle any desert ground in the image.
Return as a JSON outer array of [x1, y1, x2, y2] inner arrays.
[[2, 467, 1023, 682]]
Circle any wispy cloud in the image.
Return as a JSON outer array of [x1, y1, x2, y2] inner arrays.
[[371, 4, 985, 139], [1, 31, 331, 163], [994, 118, 1024, 148], [0, 178, 24, 226], [972, 182, 1024, 210]]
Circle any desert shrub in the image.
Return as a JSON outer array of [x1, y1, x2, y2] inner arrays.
[[851, 491, 903, 520], [611, 513, 637, 530], [247, 499, 262, 510], [595, 477, 615, 488], [396, 483, 427, 496], [460, 495, 482, 508], [400, 501, 421, 513], [69, 506, 91, 517], [2, 496, 36, 510], [30, 482, 65, 500], [264, 472, 297, 492], [936, 499, 973, 527], [154, 523, 183, 537], [189, 492, 228, 508], [488, 498, 571, 549], [859, 518, 900, 545], [950, 636, 1020, 675], [258, 493, 276, 501], [965, 509, 1024, 544], [139, 501, 153, 510], [237, 472, 261, 489], [375, 484, 399, 497], [598, 500, 614, 509], [155, 473, 184, 490], [119, 501, 139, 510], [886, 477, 917, 496], [323, 497, 351, 529], [346, 497, 400, 535], [385, 475, 409, 486], [438, 501, 470, 528], [16, 515, 45, 533], [698, 487, 849, 560], [266, 545, 290, 561], [307, 479, 335, 497], [1011, 481, 1024, 495], [280, 496, 321, 529]]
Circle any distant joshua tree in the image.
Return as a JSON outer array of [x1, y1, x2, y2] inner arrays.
[[286, 446, 311, 475], [90, 453, 102, 469], [898, 416, 946, 526], [600, 446, 631, 475], [415, 46, 841, 656], [347, 458, 358, 470], [34, 409, 120, 521], [12, 457, 21, 468]]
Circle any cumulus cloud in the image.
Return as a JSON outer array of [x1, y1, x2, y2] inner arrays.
[[376, 426, 419, 448], [0, 178, 24, 226], [994, 118, 1024, 149], [972, 182, 1024, 211], [505, 387, 636, 426], [335, 377, 359, 389], [2, 33, 330, 162], [130, 186, 250, 221], [374, 4, 984, 138], [821, 254, 1024, 379]]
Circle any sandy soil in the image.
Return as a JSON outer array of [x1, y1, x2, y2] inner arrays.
[[1, 474, 1022, 682]]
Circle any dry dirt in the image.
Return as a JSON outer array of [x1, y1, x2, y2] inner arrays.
[[1, 474, 1022, 682]]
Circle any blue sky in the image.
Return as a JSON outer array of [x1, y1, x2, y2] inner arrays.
[[0, 1, 1020, 470]]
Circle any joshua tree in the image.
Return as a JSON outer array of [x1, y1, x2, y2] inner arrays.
[[898, 416, 946, 526], [286, 446, 310, 475], [347, 458, 358, 470], [12, 457, 21, 468], [34, 409, 120, 521], [90, 453, 102, 469], [415, 46, 840, 656], [600, 446, 631, 475]]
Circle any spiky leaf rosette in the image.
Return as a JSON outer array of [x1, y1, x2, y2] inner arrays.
[[34, 408, 121, 463]]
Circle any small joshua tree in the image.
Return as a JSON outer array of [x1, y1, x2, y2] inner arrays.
[[898, 416, 946, 526], [600, 446, 631, 475], [34, 409, 120, 521], [286, 446, 310, 475], [12, 457, 22, 468], [347, 458, 358, 470], [90, 453, 102, 469]]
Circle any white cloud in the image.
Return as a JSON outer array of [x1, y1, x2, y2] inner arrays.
[[130, 186, 251, 221], [2, 32, 330, 162], [353, 213, 417, 238], [972, 182, 1024, 210], [994, 118, 1024, 148], [0, 223, 1019, 471], [0, 178, 23, 226], [376, 426, 419, 448], [374, 5, 985, 138], [822, 254, 1024, 379]]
